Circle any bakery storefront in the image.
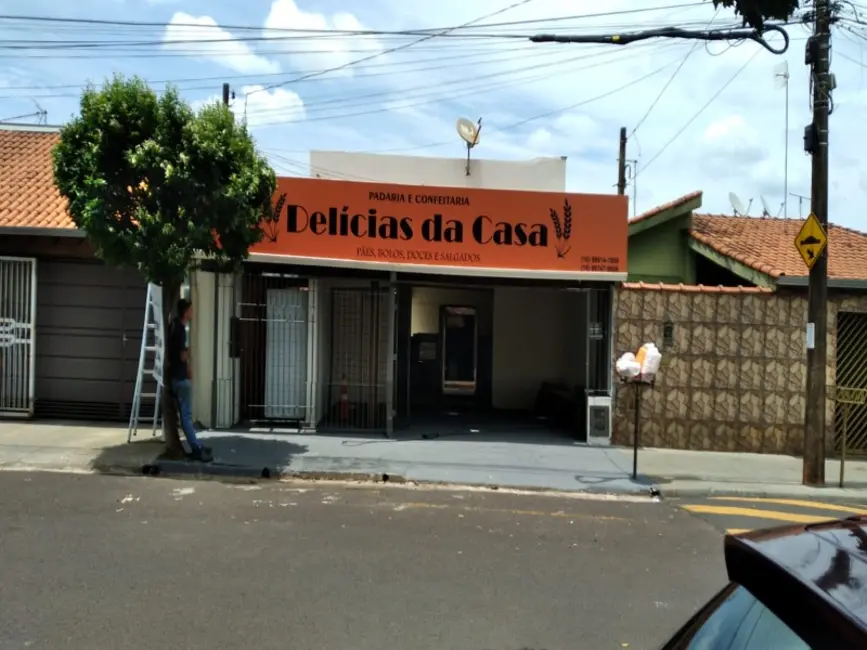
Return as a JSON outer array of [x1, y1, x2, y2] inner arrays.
[[193, 176, 628, 443]]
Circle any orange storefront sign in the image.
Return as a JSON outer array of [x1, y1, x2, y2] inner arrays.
[[250, 177, 628, 276]]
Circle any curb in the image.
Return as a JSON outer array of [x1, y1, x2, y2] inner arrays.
[[142, 460, 273, 480], [90, 460, 663, 499], [656, 485, 867, 499]]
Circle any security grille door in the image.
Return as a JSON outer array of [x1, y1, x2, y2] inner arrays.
[[835, 311, 867, 452], [0, 257, 36, 415], [264, 288, 309, 420]]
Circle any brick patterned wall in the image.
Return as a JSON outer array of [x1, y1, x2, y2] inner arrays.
[[612, 286, 867, 455]]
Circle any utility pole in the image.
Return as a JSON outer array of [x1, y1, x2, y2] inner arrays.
[[803, 0, 832, 486], [222, 83, 231, 106], [617, 127, 627, 195]]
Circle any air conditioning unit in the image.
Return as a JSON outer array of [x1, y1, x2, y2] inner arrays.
[[586, 395, 612, 446]]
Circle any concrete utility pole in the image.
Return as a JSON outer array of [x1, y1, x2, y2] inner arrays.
[[222, 83, 231, 106], [803, 0, 832, 486], [617, 127, 627, 195]]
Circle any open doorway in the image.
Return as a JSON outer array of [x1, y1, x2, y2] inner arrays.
[[396, 279, 610, 442]]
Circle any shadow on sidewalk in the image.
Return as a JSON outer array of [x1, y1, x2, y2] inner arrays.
[[89, 435, 309, 479]]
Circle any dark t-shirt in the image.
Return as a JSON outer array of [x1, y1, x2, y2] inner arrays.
[[167, 318, 188, 382]]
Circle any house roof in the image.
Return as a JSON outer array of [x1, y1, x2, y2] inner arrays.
[[0, 124, 74, 230], [629, 190, 703, 226], [691, 214, 867, 280]]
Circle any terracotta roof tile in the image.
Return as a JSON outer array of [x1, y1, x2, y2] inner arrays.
[[621, 281, 772, 294], [691, 214, 867, 280], [0, 125, 73, 230], [629, 190, 703, 225]]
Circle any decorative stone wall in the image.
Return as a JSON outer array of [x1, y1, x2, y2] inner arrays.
[[612, 286, 867, 455]]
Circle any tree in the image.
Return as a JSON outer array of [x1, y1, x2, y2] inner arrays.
[[53, 75, 276, 457], [712, 0, 801, 30]]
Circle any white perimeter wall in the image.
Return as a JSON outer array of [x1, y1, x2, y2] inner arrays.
[[309, 150, 566, 192], [190, 269, 240, 429]]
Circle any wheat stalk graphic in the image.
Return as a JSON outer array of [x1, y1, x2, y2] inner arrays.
[[548, 198, 573, 258], [262, 192, 286, 243]]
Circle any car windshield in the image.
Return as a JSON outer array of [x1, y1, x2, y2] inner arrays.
[[678, 584, 810, 650]]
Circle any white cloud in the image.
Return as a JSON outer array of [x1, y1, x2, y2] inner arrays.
[[162, 12, 280, 75], [264, 0, 383, 77]]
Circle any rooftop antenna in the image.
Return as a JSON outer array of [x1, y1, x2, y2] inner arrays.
[[773, 60, 790, 218], [30, 99, 47, 125], [456, 117, 482, 176], [760, 195, 781, 218], [789, 192, 810, 219], [728, 191, 752, 216]]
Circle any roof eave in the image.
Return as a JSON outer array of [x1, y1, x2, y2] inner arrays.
[[0, 227, 83, 237], [628, 193, 703, 237], [776, 275, 867, 290]]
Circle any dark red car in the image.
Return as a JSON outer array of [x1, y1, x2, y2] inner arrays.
[[660, 515, 867, 649]]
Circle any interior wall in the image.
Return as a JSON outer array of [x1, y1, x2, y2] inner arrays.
[[491, 287, 585, 410], [411, 286, 493, 335]]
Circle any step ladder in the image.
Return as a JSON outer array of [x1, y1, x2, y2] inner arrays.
[[127, 283, 165, 443]]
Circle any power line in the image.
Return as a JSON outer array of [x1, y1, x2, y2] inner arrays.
[[246, 0, 539, 105], [0, 45, 577, 98], [0, 4, 706, 37], [629, 7, 721, 137], [267, 52, 687, 153], [635, 45, 762, 177], [246, 42, 686, 127]]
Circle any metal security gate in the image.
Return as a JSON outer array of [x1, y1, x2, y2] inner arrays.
[[0, 257, 37, 416], [264, 288, 309, 419], [238, 272, 312, 423], [323, 285, 390, 431], [835, 311, 867, 452]]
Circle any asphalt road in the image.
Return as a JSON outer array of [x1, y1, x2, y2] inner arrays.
[[675, 495, 867, 534], [0, 473, 726, 650]]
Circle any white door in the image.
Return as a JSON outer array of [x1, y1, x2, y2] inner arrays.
[[264, 288, 309, 420], [0, 257, 37, 416]]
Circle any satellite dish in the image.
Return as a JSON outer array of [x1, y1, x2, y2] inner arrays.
[[760, 195, 773, 217], [729, 192, 746, 216], [456, 117, 481, 147]]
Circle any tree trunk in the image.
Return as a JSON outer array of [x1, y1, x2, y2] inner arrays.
[[161, 279, 185, 458]]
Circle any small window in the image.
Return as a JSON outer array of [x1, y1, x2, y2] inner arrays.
[[672, 585, 810, 650]]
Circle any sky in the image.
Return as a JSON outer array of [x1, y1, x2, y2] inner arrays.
[[1, 0, 866, 230]]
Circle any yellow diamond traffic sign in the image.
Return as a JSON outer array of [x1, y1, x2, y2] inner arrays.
[[794, 212, 827, 270]]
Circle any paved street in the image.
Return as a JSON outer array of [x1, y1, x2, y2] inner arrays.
[[676, 495, 867, 534], [0, 473, 726, 650]]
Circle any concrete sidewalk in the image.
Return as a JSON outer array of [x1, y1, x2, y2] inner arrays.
[[0, 420, 865, 499]]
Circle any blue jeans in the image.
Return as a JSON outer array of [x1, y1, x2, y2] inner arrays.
[[171, 379, 201, 450]]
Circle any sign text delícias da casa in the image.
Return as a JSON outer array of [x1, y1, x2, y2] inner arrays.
[[283, 190, 555, 261]]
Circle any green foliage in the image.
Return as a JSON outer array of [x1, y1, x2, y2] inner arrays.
[[712, 0, 802, 29], [52, 74, 276, 286]]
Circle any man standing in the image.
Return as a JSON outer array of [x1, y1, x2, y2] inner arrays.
[[168, 298, 212, 462]]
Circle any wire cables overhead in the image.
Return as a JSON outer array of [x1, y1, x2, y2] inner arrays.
[[635, 45, 762, 177]]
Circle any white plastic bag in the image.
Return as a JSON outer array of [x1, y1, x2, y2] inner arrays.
[[641, 343, 662, 377], [616, 352, 641, 379]]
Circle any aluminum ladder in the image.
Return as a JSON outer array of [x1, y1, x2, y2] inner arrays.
[[127, 283, 165, 443]]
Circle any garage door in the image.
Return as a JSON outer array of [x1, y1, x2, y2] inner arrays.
[[34, 260, 148, 420]]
